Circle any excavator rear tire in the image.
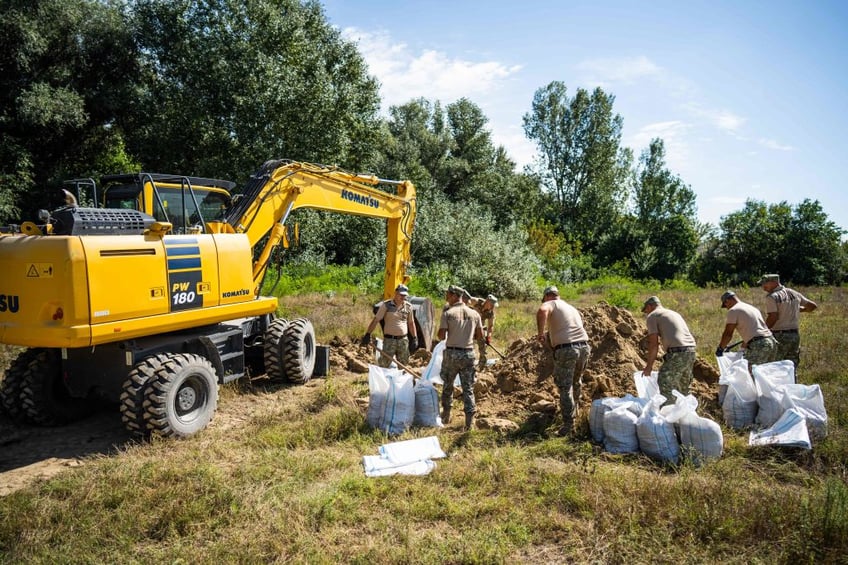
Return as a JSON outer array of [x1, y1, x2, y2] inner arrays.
[[0, 348, 33, 423], [282, 318, 316, 384], [143, 353, 218, 438], [263, 318, 289, 382], [19, 348, 95, 425], [120, 354, 169, 436]]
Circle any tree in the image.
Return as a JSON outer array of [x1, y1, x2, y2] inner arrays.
[[631, 138, 699, 280], [522, 82, 631, 250], [125, 0, 381, 182], [693, 199, 845, 285], [0, 0, 140, 221]]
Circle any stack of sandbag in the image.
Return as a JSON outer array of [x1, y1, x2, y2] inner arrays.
[[366, 365, 416, 435], [750, 360, 827, 445], [588, 374, 723, 465]]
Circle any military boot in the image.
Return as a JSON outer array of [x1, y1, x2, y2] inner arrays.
[[441, 406, 452, 425], [464, 412, 475, 431]]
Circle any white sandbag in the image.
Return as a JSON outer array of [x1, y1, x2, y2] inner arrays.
[[413, 380, 443, 428], [663, 391, 722, 464], [603, 404, 640, 454], [779, 383, 828, 440], [420, 341, 446, 385], [636, 395, 679, 463], [717, 351, 746, 405], [748, 408, 811, 449], [589, 396, 638, 444], [363, 456, 436, 477], [378, 436, 446, 464], [634, 370, 659, 400], [366, 365, 415, 435], [753, 360, 795, 428], [722, 363, 758, 430]]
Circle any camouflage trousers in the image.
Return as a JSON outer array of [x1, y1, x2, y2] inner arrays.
[[440, 349, 477, 415], [659, 350, 695, 402], [744, 336, 779, 372], [377, 336, 409, 368], [773, 331, 801, 369], [553, 344, 590, 428], [476, 338, 488, 369]]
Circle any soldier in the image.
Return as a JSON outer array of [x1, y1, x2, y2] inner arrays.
[[758, 273, 817, 370], [468, 293, 499, 369], [439, 285, 484, 430], [641, 296, 697, 404], [536, 285, 591, 437], [361, 284, 418, 368], [716, 290, 778, 372]]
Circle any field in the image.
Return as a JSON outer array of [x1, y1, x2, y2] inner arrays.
[[1, 285, 846, 563]]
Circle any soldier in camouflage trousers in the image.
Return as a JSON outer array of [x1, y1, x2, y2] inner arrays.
[[717, 290, 778, 374], [641, 296, 697, 404], [439, 285, 485, 430]]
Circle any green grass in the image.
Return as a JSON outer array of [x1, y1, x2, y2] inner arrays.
[[1, 284, 846, 563]]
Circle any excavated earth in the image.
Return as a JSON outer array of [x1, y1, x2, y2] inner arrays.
[[0, 302, 721, 495]]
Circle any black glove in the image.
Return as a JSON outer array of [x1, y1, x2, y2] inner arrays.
[[360, 333, 371, 347], [408, 336, 418, 352], [715, 346, 724, 357]]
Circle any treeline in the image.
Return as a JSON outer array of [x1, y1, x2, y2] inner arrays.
[[2, 0, 845, 296]]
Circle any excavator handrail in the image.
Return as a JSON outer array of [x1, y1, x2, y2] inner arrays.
[[207, 160, 417, 300]]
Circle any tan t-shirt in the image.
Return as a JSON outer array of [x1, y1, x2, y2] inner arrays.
[[439, 302, 483, 348], [469, 297, 495, 327], [765, 285, 811, 331], [726, 300, 771, 343], [374, 299, 413, 337], [646, 307, 696, 348], [548, 299, 589, 346]]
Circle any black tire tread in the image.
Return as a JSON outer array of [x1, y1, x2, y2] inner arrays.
[[282, 317, 315, 385], [263, 318, 289, 382]]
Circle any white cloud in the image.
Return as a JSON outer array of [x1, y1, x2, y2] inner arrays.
[[758, 138, 795, 151], [576, 55, 663, 87], [683, 102, 746, 134], [341, 27, 521, 109], [626, 120, 692, 172]]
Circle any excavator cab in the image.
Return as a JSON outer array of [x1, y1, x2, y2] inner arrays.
[[101, 173, 234, 234]]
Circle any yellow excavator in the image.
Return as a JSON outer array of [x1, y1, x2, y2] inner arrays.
[[0, 160, 431, 438]]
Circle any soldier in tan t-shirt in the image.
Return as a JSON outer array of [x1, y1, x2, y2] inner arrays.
[[536, 285, 590, 437], [361, 284, 418, 368], [758, 273, 817, 369], [641, 296, 697, 404], [717, 290, 778, 373], [439, 285, 484, 430]]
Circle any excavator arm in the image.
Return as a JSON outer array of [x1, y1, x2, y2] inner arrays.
[[206, 160, 416, 300]]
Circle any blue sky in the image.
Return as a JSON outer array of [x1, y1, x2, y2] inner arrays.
[[322, 0, 847, 233]]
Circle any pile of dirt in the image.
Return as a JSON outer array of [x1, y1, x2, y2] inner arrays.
[[334, 301, 721, 430]]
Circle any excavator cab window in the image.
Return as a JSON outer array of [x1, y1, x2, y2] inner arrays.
[[102, 179, 233, 233]]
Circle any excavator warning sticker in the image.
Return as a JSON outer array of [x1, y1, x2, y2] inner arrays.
[[26, 263, 54, 278]]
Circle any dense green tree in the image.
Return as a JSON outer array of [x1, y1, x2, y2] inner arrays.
[[522, 82, 632, 251], [631, 138, 699, 280], [125, 0, 381, 182], [0, 0, 139, 220], [693, 199, 845, 285]]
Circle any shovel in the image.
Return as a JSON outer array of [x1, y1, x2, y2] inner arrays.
[[486, 341, 506, 359], [373, 344, 422, 379]]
